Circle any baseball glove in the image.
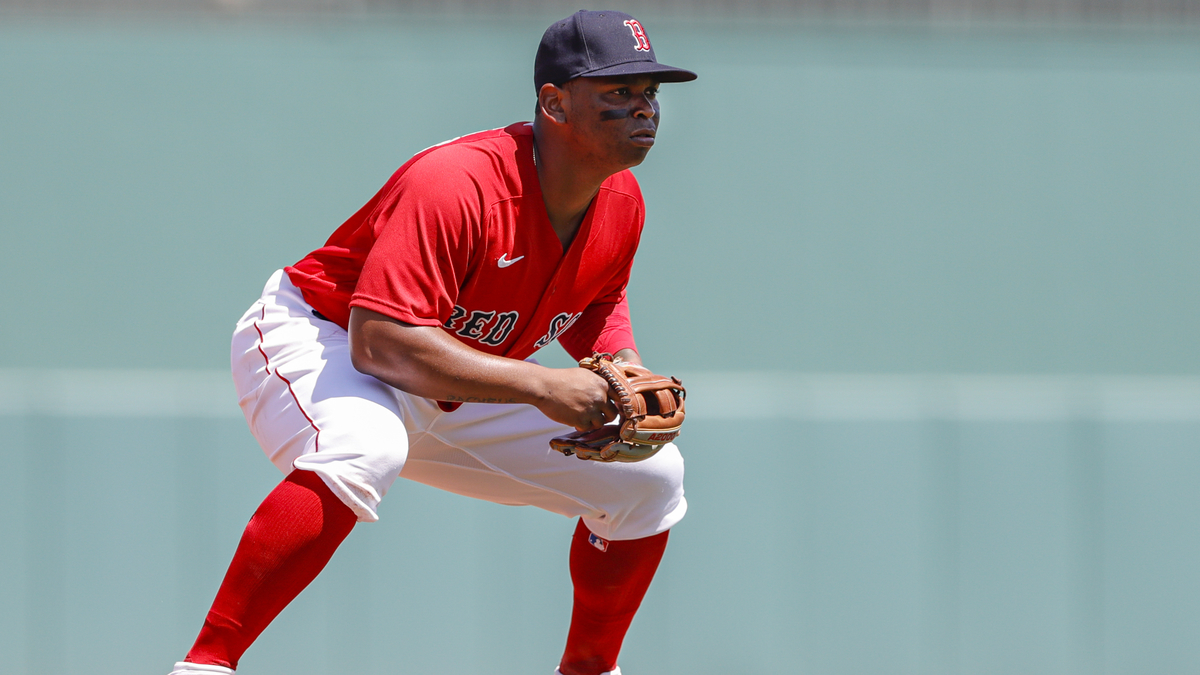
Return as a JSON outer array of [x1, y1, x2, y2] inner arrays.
[[550, 353, 686, 462]]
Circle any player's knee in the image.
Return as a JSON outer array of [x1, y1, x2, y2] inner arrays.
[[621, 443, 685, 518], [644, 443, 685, 494]]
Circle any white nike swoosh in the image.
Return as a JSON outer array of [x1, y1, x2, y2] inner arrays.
[[497, 254, 525, 268]]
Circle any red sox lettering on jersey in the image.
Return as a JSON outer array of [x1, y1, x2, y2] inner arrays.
[[443, 306, 520, 346], [445, 306, 583, 352], [533, 311, 583, 350]]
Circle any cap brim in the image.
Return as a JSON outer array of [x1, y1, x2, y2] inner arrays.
[[578, 60, 697, 83]]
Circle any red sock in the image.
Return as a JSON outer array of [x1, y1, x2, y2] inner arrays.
[[560, 519, 670, 675], [185, 469, 357, 669]]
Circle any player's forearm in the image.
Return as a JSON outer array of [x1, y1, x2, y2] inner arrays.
[[613, 348, 641, 365], [348, 307, 551, 405]]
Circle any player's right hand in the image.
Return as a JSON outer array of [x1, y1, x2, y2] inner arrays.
[[535, 367, 618, 432]]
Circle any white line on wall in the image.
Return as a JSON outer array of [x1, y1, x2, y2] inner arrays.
[[1, 369, 1199, 421], [678, 372, 1200, 422], [0, 369, 240, 418]]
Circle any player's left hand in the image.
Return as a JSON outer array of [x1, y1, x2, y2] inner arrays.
[[532, 366, 619, 432], [549, 353, 685, 462]]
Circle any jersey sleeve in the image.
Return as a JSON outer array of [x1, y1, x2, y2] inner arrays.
[[558, 290, 637, 362], [557, 244, 639, 362], [350, 149, 484, 326]]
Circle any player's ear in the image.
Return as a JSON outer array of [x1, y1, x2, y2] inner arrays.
[[537, 83, 569, 125]]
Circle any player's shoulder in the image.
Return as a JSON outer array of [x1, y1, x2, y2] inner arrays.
[[409, 123, 529, 170], [389, 123, 530, 195]]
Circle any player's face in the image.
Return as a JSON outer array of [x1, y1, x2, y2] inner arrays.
[[565, 75, 661, 170]]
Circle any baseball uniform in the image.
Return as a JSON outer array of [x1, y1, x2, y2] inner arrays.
[[172, 12, 698, 675], [232, 122, 686, 539]]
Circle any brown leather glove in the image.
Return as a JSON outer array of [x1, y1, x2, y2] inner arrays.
[[550, 353, 686, 462]]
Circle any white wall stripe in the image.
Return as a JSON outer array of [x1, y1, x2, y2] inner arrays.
[[677, 372, 1200, 422], [0, 369, 241, 418], [2, 369, 1199, 421]]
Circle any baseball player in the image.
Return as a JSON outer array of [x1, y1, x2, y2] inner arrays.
[[168, 10, 695, 675]]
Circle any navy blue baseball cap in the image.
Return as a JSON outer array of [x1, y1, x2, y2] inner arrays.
[[534, 10, 697, 91]]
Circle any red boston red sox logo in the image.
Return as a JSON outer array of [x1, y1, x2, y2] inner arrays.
[[624, 19, 651, 52]]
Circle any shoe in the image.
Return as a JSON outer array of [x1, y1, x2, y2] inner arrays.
[[168, 662, 235, 675], [554, 668, 622, 675]]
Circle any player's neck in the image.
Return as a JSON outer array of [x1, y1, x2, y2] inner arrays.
[[543, 191, 592, 252], [533, 135, 609, 251]]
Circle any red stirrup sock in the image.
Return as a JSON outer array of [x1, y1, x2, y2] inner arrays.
[[559, 519, 670, 675], [184, 469, 358, 669]]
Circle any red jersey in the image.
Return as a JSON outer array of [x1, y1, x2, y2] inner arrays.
[[285, 122, 641, 363]]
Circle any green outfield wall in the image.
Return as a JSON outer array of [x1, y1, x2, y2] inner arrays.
[[1, 14, 1198, 675], [2, 15, 1198, 376]]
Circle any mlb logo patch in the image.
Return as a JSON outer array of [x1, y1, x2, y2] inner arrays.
[[588, 532, 609, 552]]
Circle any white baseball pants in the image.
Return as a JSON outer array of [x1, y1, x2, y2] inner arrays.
[[230, 270, 686, 541]]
